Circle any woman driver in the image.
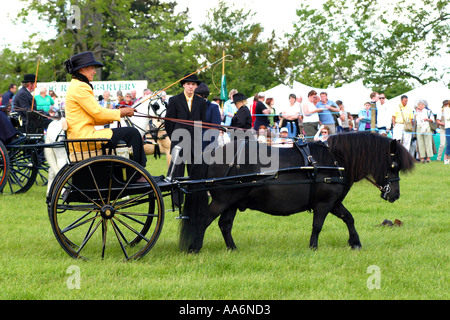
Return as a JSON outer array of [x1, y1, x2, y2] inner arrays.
[[64, 51, 147, 171]]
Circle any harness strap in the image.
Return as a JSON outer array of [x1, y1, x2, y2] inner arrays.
[[223, 140, 247, 177], [294, 138, 319, 211], [182, 176, 348, 194]]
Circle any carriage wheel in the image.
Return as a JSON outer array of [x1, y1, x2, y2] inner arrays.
[[3, 146, 38, 194], [48, 156, 164, 261], [0, 141, 10, 193]]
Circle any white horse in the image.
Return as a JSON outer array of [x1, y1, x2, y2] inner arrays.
[[114, 95, 171, 167], [44, 118, 68, 196], [44, 96, 171, 195]]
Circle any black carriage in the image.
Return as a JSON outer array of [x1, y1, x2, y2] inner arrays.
[[45, 135, 346, 261], [45, 127, 414, 261], [46, 139, 167, 261], [0, 111, 58, 195]]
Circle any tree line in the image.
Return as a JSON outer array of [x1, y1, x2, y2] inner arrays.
[[1, 0, 448, 99]]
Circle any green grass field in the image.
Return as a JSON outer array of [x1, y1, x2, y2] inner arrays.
[[0, 155, 448, 300]]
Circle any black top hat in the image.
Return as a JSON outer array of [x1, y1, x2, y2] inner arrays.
[[22, 74, 37, 83], [180, 73, 201, 86], [64, 51, 104, 74], [231, 93, 248, 104]]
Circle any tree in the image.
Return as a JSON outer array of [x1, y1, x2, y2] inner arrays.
[[192, 0, 289, 97], [15, 0, 198, 94], [116, 1, 199, 95], [0, 49, 36, 91], [287, 0, 450, 96], [286, 3, 362, 89]]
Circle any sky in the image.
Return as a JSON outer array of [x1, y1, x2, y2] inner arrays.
[[0, 0, 326, 51]]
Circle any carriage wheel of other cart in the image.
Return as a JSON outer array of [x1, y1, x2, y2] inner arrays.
[[48, 155, 164, 261], [3, 145, 38, 194], [0, 141, 10, 193]]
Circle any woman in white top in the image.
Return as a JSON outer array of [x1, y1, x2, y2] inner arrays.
[[415, 100, 434, 163], [336, 100, 353, 132], [280, 94, 301, 138], [301, 90, 322, 141]]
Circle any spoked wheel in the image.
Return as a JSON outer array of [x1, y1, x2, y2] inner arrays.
[[0, 141, 10, 193], [48, 156, 164, 261], [3, 146, 38, 194], [34, 146, 49, 186]]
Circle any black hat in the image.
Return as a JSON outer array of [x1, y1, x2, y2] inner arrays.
[[64, 51, 104, 74], [22, 74, 37, 83], [180, 73, 201, 86], [443, 100, 449, 107], [231, 93, 248, 104], [195, 83, 210, 97]]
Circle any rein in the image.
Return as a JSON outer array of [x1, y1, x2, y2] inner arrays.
[[365, 177, 383, 191], [365, 173, 401, 199], [132, 111, 252, 132]]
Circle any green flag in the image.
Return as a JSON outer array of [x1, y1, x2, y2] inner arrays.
[[220, 75, 228, 101]]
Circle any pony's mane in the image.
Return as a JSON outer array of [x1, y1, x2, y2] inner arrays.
[[327, 132, 414, 183]]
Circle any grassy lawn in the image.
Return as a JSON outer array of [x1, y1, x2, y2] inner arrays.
[[0, 154, 448, 300]]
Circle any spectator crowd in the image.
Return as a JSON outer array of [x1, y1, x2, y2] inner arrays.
[[1, 77, 450, 165]]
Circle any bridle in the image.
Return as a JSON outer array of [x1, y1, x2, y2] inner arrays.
[[365, 153, 400, 200]]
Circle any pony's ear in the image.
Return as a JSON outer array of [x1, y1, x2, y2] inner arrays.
[[390, 139, 398, 155]]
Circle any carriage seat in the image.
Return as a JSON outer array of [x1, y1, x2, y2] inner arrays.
[[65, 139, 132, 163]]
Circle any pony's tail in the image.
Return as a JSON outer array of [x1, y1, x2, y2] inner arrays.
[[179, 161, 209, 253]]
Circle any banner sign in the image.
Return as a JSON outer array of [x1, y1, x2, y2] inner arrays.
[[36, 80, 148, 101]]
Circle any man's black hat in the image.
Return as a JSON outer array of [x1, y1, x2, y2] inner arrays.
[[22, 74, 37, 83], [180, 73, 201, 86]]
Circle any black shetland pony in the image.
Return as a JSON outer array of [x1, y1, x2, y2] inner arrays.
[[180, 132, 415, 253]]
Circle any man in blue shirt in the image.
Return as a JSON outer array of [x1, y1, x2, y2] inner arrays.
[[316, 91, 340, 134], [1, 84, 17, 107]]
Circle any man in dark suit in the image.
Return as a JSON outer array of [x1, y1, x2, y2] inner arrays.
[[13, 74, 38, 130], [166, 73, 207, 182]]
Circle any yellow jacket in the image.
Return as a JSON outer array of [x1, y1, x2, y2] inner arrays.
[[65, 79, 120, 149], [65, 79, 120, 151]]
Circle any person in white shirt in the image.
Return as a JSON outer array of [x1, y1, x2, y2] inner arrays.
[[414, 100, 434, 163], [376, 93, 392, 136], [301, 90, 322, 141], [280, 94, 301, 139]]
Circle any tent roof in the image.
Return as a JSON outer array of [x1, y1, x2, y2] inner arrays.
[[390, 81, 450, 114], [256, 80, 372, 114], [249, 80, 449, 116]]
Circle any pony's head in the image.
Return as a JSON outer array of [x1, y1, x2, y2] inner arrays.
[[328, 132, 415, 203], [381, 138, 415, 202]]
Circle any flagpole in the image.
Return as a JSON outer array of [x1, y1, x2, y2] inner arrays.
[[31, 56, 40, 111], [221, 50, 225, 111]]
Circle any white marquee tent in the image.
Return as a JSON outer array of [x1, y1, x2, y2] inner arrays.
[[390, 81, 450, 115], [254, 80, 373, 115], [250, 80, 450, 116]]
